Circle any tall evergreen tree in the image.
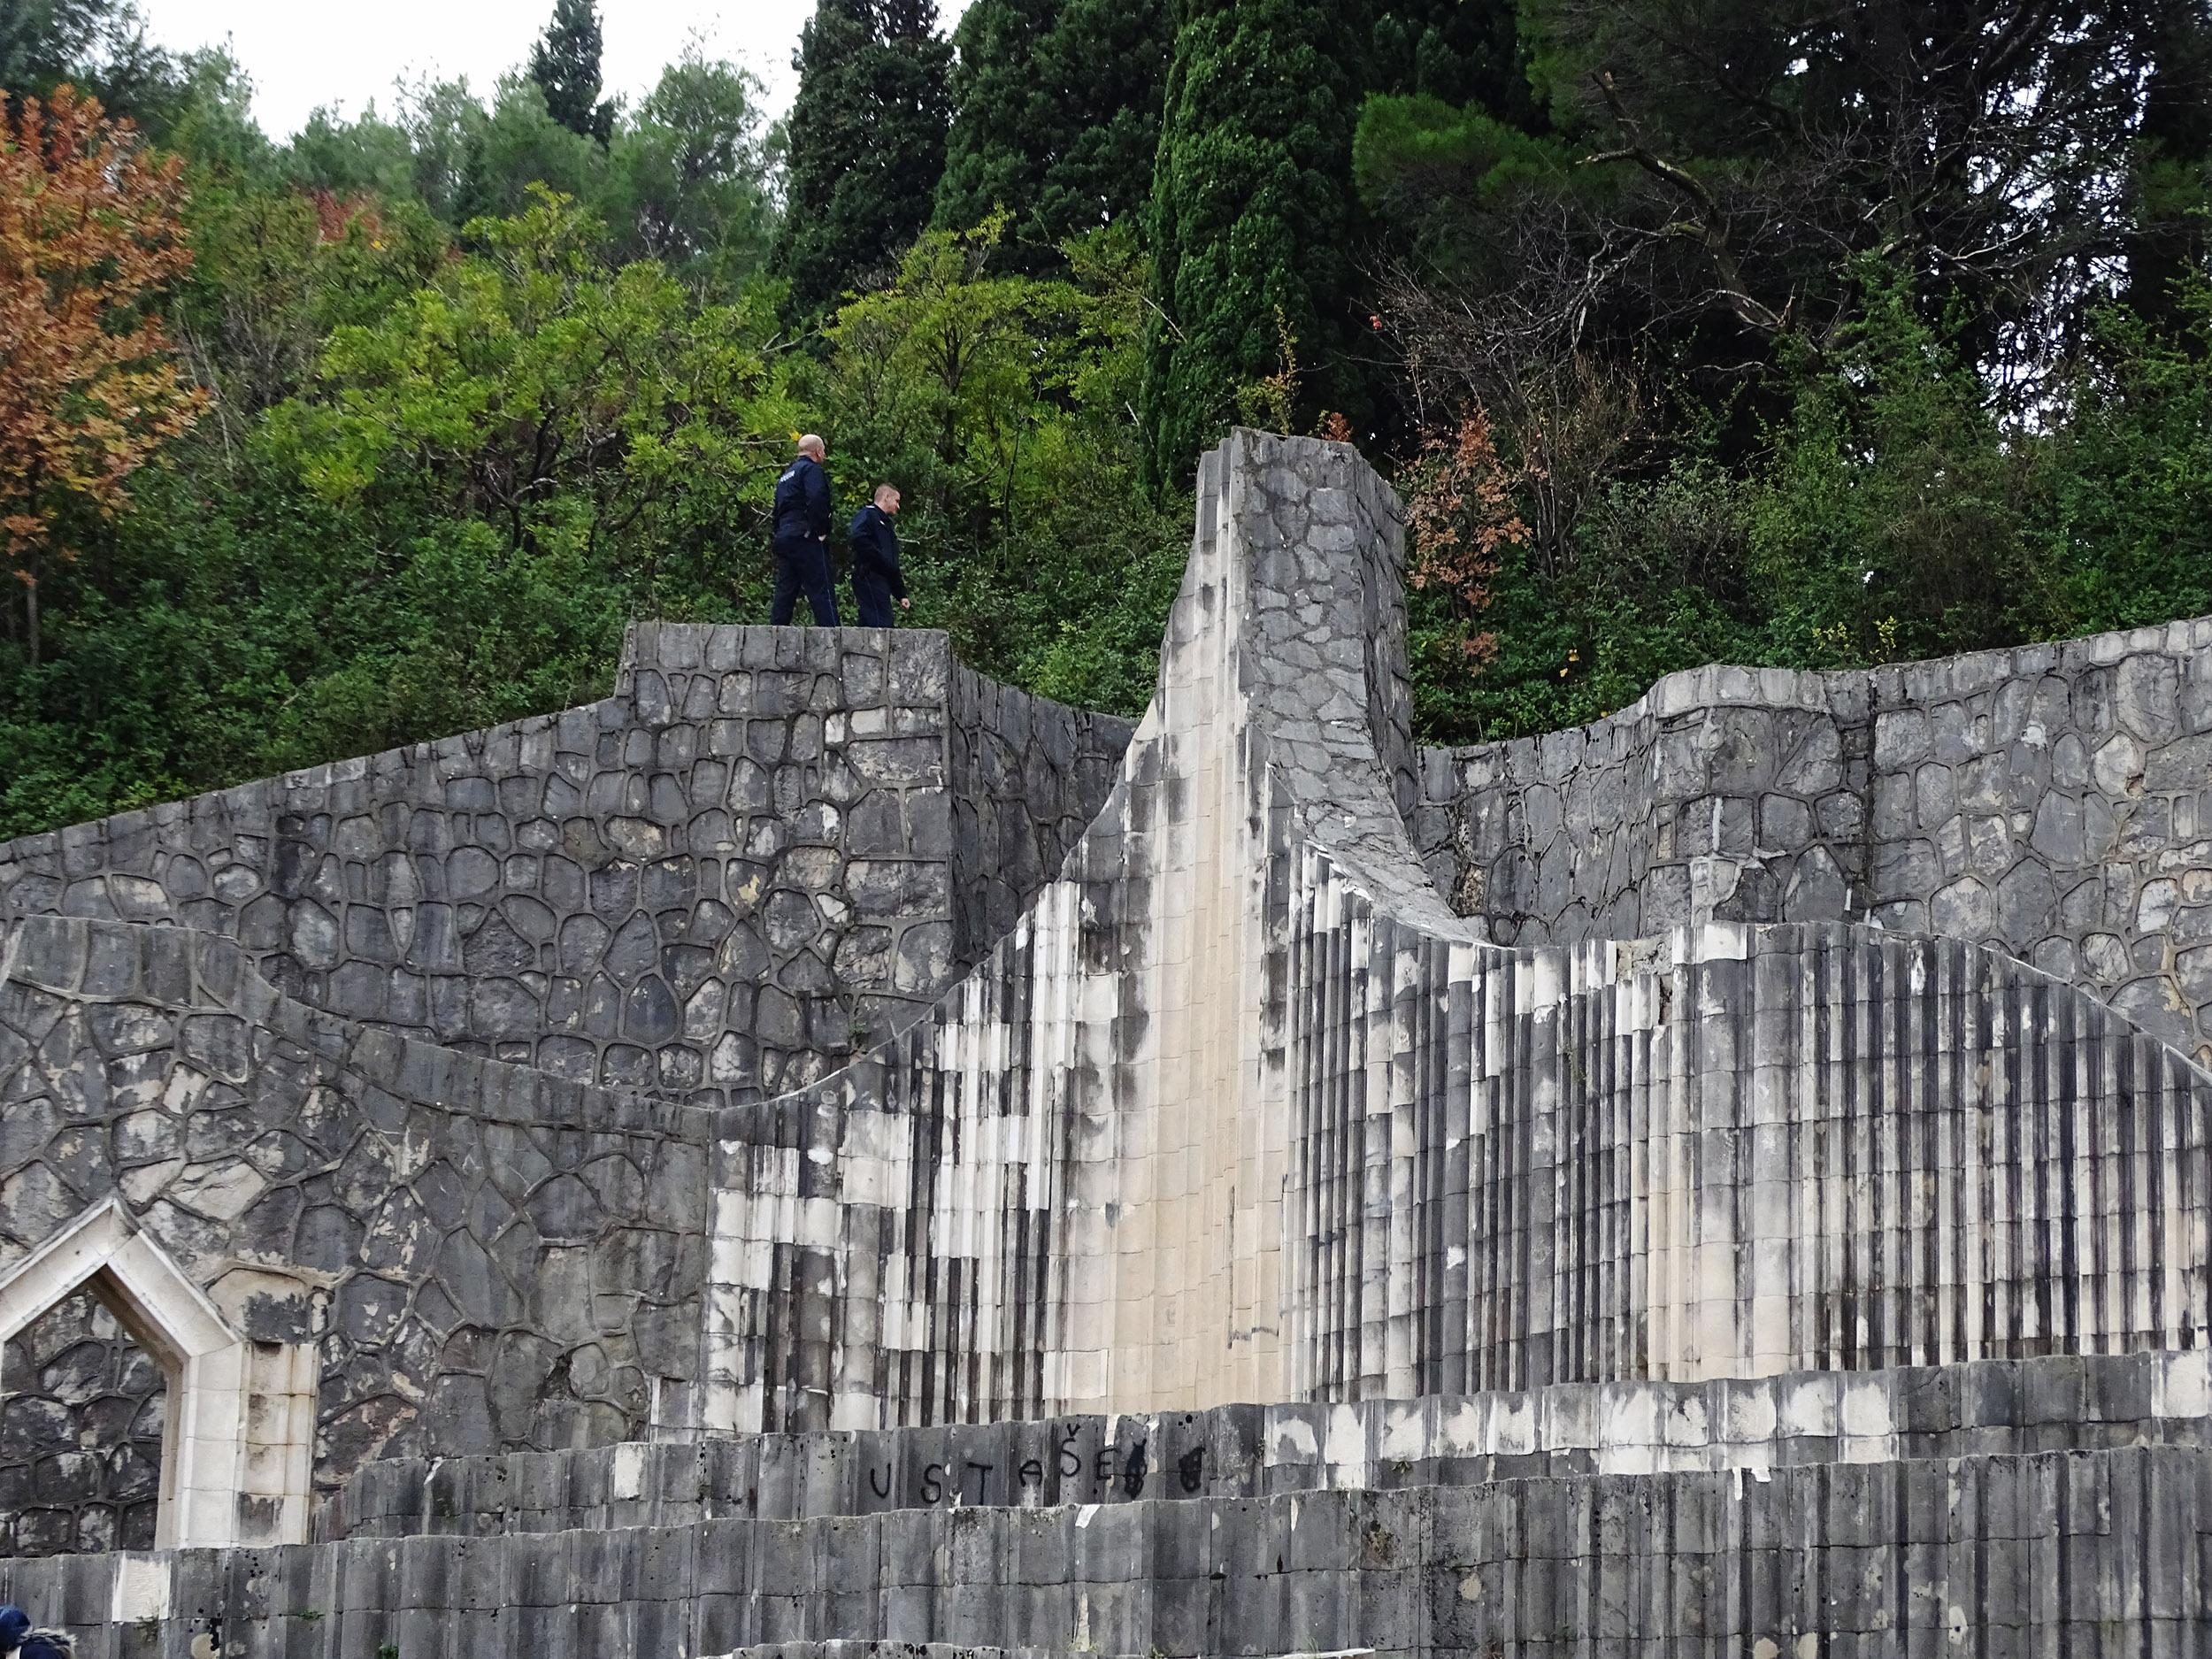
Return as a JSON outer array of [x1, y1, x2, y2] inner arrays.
[[0, 0, 107, 95], [529, 0, 614, 145], [773, 0, 954, 319], [1140, 0, 1371, 485], [1030, 0, 1172, 242], [932, 0, 1171, 259], [933, 0, 1056, 241], [2126, 3, 2212, 328], [1369, 0, 1532, 117]]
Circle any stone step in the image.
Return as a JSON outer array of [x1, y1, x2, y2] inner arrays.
[[4, 1446, 2204, 1659], [319, 1348, 2212, 1540]]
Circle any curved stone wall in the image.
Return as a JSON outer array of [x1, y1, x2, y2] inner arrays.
[[5, 424, 2212, 1659], [0, 628, 1128, 1108], [699, 432, 2212, 1438], [0, 914, 713, 1492], [1418, 622, 2212, 1064]]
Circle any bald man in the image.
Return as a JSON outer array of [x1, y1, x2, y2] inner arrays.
[[770, 434, 841, 626]]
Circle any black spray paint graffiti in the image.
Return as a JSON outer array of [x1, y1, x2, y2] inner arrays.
[[863, 1429, 1207, 1507]]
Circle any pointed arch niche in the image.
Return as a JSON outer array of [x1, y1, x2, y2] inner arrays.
[[0, 1199, 315, 1548]]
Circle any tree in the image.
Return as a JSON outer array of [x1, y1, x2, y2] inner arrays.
[[1505, 0, 2168, 390], [276, 187, 799, 570], [1, 0, 109, 94], [2124, 4, 2212, 328], [932, 0, 1171, 262], [932, 0, 1056, 248], [528, 0, 614, 146], [462, 73, 604, 219], [1140, 0, 1371, 485], [0, 87, 202, 662], [603, 51, 775, 280], [1027, 0, 1171, 244], [813, 216, 1183, 706], [1370, 0, 1534, 114], [773, 0, 954, 319]]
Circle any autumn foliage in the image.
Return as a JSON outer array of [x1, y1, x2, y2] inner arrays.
[[1403, 412, 1529, 669], [0, 86, 202, 658]]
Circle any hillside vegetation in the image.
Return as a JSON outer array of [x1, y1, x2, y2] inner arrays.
[[3, 0, 2209, 836]]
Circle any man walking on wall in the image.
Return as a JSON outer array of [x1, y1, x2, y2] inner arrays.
[[770, 434, 841, 626], [847, 483, 912, 627]]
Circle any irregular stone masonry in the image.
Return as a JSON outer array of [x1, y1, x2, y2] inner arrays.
[[0, 914, 715, 1498], [323, 1350, 2212, 1540], [7, 432, 2212, 1653], [3, 1446, 2208, 1655], [705, 435, 2212, 1431], [0, 626, 1129, 1111], [1419, 621, 2212, 1065], [0, 1286, 165, 1556]]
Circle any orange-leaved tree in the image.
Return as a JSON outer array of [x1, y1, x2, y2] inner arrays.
[[0, 85, 203, 663], [1404, 412, 1530, 671]]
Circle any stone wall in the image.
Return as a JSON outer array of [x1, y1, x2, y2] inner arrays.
[[6, 1445, 2208, 1657], [945, 666, 1131, 971], [0, 1287, 165, 1556], [701, 434, 2212, 1438], [1410, 668, 1860, 941], [1421, 623, 2212, 1064], [0, 915, 714, 1493], [0, 627, 1127, 1108], [9, 423, 2212, 1652], [321, 1348, 2212, 1540]]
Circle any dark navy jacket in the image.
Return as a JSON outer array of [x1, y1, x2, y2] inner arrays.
[[847, 504, 908, 599], [772, 454, 832, 542]]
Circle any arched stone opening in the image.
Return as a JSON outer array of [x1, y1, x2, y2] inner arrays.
[[0, 1198, 315, 1548], [0, 1285, 166, 1555]]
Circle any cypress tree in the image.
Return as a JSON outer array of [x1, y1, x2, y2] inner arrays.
[[933, 0, 1057, 241], [1141, 0, 1371, 486], [774, 0, 954, 319], [933, 0, 1171, 257], [2126, 4, 2212, 328], [529, 0, 615, 145], [1370, 0, 1534, 117]]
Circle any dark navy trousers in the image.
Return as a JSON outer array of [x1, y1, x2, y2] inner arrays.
[[851, 572, 900, 628], [770, 537, 840, 626]]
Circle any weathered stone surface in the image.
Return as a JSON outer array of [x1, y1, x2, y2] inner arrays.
[[6, 433, 2212, 1655], [1423, 585, 2212, 1064], [0, 1288, 163, 1558], [0, 628, 1131, 1115]]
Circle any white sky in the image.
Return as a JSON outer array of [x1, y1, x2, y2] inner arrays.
[[135, 0, 972, 141]]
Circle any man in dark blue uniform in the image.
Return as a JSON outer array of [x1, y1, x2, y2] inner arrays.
[[770, 434, 840, 626], [847, 483, 911, 627]]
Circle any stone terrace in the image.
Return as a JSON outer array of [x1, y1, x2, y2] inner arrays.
[[5, 432, 2212, 1656]]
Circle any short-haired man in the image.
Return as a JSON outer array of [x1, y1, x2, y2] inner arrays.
[[846, 483, 912, 628], [769, 434, 841, 626]]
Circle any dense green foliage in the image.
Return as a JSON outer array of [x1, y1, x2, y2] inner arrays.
[[0, 9, 1179, 838], [932, 0, 1171, 262], [7, 0, 2212, 834], [772, 0, 954, 317], [528, 0, 614, 145], [1369, 1, 1536, 115], [1360, 0, 2212, 742], [1141, 0, 1372, 485]]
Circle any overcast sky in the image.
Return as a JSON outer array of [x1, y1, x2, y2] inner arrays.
[[135, 0, 972, 140]]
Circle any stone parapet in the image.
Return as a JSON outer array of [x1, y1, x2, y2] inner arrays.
[[0, 627, 1128, 1110], [1422, 612, 2212, 1062], [4, 1447, 2208, 1656], [320, 1350, 2212, 1540]]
